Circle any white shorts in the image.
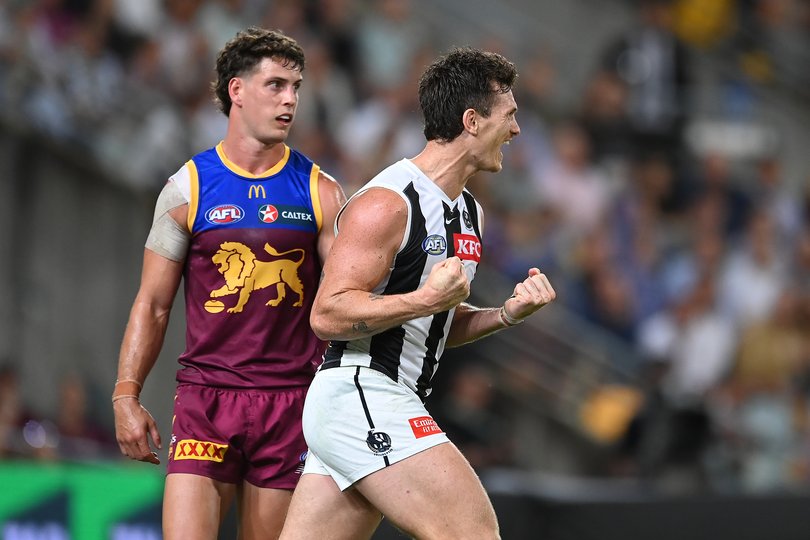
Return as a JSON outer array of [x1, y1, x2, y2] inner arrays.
[[302, 365, 449, 491]]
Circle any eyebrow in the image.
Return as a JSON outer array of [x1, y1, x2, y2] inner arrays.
[[266, 74, 303, 85]]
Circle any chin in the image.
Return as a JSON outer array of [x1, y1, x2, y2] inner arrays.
[[260, 132, 289, 145], [485, 160, 503, 173]]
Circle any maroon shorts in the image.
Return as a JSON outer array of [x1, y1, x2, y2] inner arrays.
[[166, 383, 308, 489]]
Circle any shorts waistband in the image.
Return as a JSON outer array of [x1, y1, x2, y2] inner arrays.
[[319, 358, 342, 371], [319, 359, 397, 382]]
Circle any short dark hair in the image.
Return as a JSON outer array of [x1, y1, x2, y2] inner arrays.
[[212, 27, 305, 116], [418, 47, 518, 142]]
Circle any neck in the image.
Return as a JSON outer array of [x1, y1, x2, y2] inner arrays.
[[220, 128, 287, 176], [410, 140, 476, 200]]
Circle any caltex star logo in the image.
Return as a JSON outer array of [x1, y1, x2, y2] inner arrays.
[[259, 204, 279, 223]]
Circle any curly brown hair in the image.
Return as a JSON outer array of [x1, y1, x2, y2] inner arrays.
[[212, 27, 305, 116]]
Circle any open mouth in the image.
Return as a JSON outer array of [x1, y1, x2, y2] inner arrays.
[[276, 114, 293, 126]]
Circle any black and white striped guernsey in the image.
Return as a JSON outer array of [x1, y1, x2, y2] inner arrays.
[[321, 159, 483, 399]]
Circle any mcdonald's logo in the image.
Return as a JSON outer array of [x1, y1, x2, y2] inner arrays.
[[248, 184, 267, 199]]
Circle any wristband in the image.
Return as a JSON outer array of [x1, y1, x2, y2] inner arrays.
[[112, 394, 140, 403], [499, 306, 525, 327], [114, 379, 142, 401]]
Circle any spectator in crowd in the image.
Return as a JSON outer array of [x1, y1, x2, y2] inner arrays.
[[0, 364, 30, 459], [54, 372, 119, 461], [715, 288, 809, 491], [601, 0, 693, 159], [718, 207, 789, 329], [533, 119, 613, 235], [629, 273, 736, 490]]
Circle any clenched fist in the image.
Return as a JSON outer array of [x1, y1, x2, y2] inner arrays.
[[423, 256, 470, 313], [502, 267, 556, 322]]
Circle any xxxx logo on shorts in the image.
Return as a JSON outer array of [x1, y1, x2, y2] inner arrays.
[[173, 439, 228, 462]]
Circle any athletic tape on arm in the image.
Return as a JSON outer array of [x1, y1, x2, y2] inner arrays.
[[145, 180, 191, 262]]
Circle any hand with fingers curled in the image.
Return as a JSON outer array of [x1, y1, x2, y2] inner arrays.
[[113, 397, 162, 465], [423, 256, 470, 313], [501, 267, 556, 325]]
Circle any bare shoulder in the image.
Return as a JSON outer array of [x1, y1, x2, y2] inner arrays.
[[318, 169, 342, 191], [323, 187, 407, 288], [318, 170, 347, 206], [340, 187, 407, 233]]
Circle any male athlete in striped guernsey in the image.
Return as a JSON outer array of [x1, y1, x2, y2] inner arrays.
[[112, 28, 346, 540], [281, 48, 556, 540]]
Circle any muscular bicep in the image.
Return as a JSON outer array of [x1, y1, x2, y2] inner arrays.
[[317, 188, 407, 300], [316, 170, 347, 265]]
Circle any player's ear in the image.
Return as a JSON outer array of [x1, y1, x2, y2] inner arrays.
[[228, 77, 243, 108], [462, 108, 478, 135]]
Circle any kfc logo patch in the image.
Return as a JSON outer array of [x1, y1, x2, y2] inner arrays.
[[453, 233, 481, 263], [409, 416, 443, 439]]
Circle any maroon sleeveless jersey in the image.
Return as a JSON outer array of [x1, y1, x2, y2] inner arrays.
[[175, 144, 326, 389]]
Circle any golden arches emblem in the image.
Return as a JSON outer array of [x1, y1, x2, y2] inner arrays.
[[248, 184, 266, 199]]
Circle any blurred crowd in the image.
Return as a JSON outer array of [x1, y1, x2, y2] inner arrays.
[[2, 0, 810, 495], [0, 363, 119, 461]]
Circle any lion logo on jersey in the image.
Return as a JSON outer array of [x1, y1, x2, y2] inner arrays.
[[208, 242, 306, 313]]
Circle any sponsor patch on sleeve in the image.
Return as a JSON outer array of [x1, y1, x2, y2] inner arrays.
[[408, 416, 443, 439]]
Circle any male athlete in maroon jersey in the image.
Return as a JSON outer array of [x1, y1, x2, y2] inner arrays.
[[112, 28, 346, 540]]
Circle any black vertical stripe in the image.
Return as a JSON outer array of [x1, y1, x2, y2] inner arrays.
[[414, 202, 461, 398], [368, 182, 427, 380], [369, 327, 406, 380], [354, 367, 376, 428], [415, 311, 448, 399], [461, 191, 482, 239], [443, 202, 461, 256], [322, 340, 347, 365], [354, 367, 391, 467]]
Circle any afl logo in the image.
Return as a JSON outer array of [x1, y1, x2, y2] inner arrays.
[[422, 234, 447, 255], [259, 204, 279, 223], [205, 204, 244, 224]]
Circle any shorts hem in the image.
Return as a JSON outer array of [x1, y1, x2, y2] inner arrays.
[[243, 477, 298, 491], [338, 436, 450, 491], [165, 468, 239, 485]]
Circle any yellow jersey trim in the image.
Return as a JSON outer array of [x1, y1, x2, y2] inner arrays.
[[186, 160, 200, 232], [215, 142, 290, 178], [310, 164, 323, 233]]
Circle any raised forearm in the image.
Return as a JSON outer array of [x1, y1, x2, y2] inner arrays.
[[311, 288, 435, 341], [446, 303, 510, 347]]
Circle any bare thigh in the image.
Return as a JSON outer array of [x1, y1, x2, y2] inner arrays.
[[279, 473, 382, 540], [236, 482, 293, 540], [163, 473, 237, 540], [357, 442, 499, 540]]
